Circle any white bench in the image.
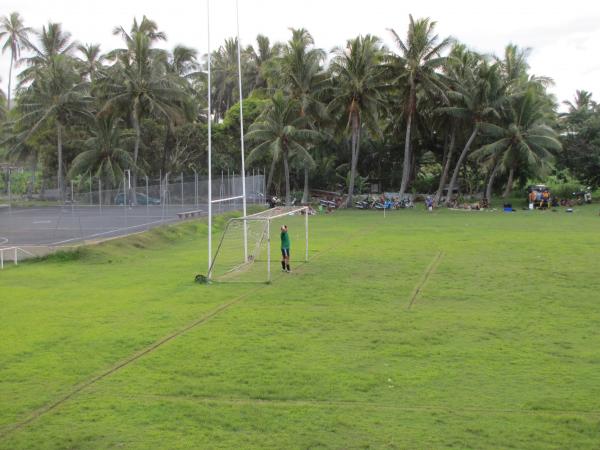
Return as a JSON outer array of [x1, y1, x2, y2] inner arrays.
[[176, 209, 204, 219]]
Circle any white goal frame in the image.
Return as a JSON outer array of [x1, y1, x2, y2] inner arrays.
[[208, 206, 309, 283]]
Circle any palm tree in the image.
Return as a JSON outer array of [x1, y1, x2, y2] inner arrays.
[[246, 34, 282, 90], [328, 35, 387, 206], [389, 15, 452, 198], [471, 89, 561, 199], [77, 43, 106, 82], [16, 55, 91, 197], [441, 59, 506, 205], [161, 45, 199, 174], [245, 92, 319, 204], [281, 28, 327, 203], [19, 22, 76, 84], [112, 15, 166, 47], [0, 80, 6, 120], [103, 18, 185, 193], [68, 114, 134, 192], [432, 44, 478, 205], [210, 38, 253, 119], [0, 12, 32, 110], [563, 90, 595, 113]]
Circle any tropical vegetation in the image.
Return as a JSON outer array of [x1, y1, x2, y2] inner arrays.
[[1, 12, 597, 203]]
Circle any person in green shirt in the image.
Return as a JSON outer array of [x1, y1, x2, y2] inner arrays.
[[280, 225, 291, 272]]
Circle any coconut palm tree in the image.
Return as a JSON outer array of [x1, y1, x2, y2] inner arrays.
[[0, 81, 6, 120], [160, 45, 199, 174], [388, 15, 452, 198], [563, 90, 595, 113], [281, 28, 327, 203], [245, 92, 319, 204], [0, 12, 32, 110], [441, 58, 507, 205], [76, 43, 106, 82], [103, 18, 185, 194], [471, 89, 561, 199], [68, 114, 134, 191], [19, 22, 76, 84], [328, 34, 387, 206], [16, 55, 91, 198], [246, 34, 282, 90]]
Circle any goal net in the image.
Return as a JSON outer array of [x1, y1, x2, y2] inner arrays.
[[208, 206, 309, 283]]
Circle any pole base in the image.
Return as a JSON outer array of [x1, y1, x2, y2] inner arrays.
[[195, 274, 209, 284]]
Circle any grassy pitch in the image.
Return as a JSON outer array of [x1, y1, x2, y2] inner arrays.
[[1, 206, 600, 449]]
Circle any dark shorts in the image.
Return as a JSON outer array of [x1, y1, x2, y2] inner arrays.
[[281, 248, 290, 257]]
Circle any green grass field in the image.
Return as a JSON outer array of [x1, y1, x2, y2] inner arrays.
[[1, 206, 600, 449]]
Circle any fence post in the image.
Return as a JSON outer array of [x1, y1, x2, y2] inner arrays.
[[7, 168, 11, 210], [14, 247, 18, 265], [181, 172, 184, 209], [1, 249, 4, 269], [146, 176, 149, 215], [194, 170, 198, 209], [165, 173, 169, 216], [98, 179, 102, 213], [90, 174, 93, 206]]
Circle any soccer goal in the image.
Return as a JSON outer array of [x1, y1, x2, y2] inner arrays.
[[206, 206, 309, 283]]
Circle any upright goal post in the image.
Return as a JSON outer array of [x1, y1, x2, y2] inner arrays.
[[205, 0, 249, 279]]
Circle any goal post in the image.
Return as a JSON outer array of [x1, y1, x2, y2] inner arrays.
[[206, 206, 309, 283]]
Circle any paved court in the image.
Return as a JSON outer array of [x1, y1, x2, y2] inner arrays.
[[0, 204, 212, 247]]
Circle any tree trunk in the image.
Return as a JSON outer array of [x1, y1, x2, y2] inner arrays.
[[302, 166, 309, 204], [161, 122, 174, 176], [266, 157, 276, 195], [57, 123, 64, 200], [346, 114, 360, 207], [399, 86, 415, 199], [486, 162, 500, 201], [7, 55, 13, 110], [131, 110, 141, 205], [283, 147, 291, 205], [27, 155, 38, 198], [434, 126, 456, 206], [445, 124, 479, 206], [502, 167, 514, 198]]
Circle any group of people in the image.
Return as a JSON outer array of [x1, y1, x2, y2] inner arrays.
[[528, 189, 552, 209], [445, 197, 489, 210]]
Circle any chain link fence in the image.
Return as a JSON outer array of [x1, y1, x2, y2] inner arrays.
[[1, 169, 266, 209]]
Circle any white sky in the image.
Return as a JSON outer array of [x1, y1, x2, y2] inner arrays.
[[1, 0, 599, 110]]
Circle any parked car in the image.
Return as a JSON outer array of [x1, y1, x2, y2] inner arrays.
[[114, 192, 161, 205]]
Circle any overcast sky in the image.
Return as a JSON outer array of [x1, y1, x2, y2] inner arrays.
[[1, 0, 599, 110]]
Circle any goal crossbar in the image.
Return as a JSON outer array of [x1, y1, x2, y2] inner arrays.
[[241, 206, 309, 220], [211, 195, 244, 204]]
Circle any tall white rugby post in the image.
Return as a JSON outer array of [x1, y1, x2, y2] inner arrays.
[[236, 0, 248, 262], [207, 0, 213, 278]]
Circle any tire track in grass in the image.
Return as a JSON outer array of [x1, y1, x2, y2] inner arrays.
[[407, 250, 444, 309], [0, 220, 379, 440], [94, 392, 600, 418]]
